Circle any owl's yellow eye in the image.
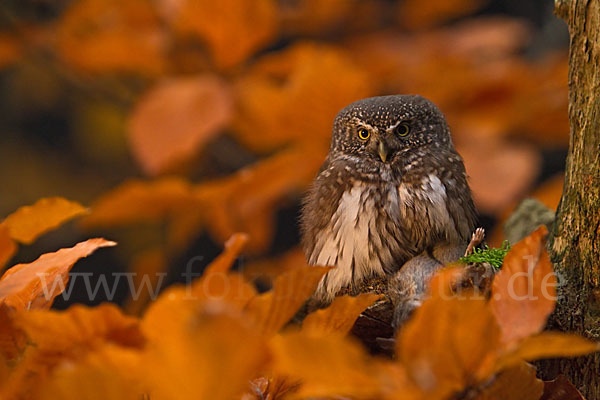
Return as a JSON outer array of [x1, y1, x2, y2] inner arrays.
[[357, 128, 370, 140], [395, 123, 410, 137]]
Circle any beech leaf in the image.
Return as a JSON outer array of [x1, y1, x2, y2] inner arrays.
[[246, 266, 328, 336], [169, 0, 278, 69], [143, 235, 256, 340], [475, 362, 544, 400], [203, 233, 249, 276], [123, 248, 168, 315], [397, 272, 501, 397], [5, 304, 144, 399], [242, 247, 307, 283], [0, 303, 25, 361], [271, 331, 381, 398], [15, 303, 145, 353], [128, 75, 233, 175], [37, 346, 146, 400], [1, 197, 87, 245], [142, 306, 269, 400], [497, 332, 599, 370], [57, 0, 165, 75], [0, 238, 116, 310], [490, 226, 556, 345], [397, 0, 484, 30], [82, 178, 200, 228], [0, 226, 16, 267], [233, 43, 373, 152], [302, 293, 381, 336], [541, 375, 586, 400]]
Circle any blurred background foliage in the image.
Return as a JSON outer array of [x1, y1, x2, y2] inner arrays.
[[0, 0, 569, 311]]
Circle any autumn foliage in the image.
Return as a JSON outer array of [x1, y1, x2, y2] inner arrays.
[[0, 202, 598, 399], [1, 0, 568, 250], [0, 0, 591, 399]]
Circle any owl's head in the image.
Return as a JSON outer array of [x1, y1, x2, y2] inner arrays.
[[330, 95, 453, 166]]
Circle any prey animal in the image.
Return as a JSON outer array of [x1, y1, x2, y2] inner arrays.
[[300, 95, 477, 324]]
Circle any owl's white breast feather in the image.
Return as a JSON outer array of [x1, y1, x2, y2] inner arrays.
[[311, 182, 388, 300], [309, 173, 456, 301]]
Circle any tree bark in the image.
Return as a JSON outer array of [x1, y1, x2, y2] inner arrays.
[[539, 0, 600, 398]]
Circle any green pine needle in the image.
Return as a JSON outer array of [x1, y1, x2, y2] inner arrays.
[[459, 241, 511, 269]]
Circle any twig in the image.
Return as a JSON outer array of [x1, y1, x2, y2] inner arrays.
[[464, 228, 485, 256]]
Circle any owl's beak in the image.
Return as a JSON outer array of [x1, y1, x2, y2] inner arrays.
[[378, 141, 390, 163]]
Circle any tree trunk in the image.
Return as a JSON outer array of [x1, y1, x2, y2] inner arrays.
[[539, 0, 600, 398]]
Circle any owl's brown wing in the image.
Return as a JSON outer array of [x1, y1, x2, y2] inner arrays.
[[300, 158, 349, 260], [441, 156, 478, 242]]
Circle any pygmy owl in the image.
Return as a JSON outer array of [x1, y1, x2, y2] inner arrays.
[[301, 95, 477, 318]]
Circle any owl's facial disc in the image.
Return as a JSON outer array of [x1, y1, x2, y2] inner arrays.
[[330, 95, 453, 170]]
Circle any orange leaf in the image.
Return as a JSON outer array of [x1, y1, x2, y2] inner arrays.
[[169, 0, 277, 69], [438, 18, 532, 57], [197, 148, 323, 253], [0, 238, 116, 310], [541, 375, 586, 400], [377, 361, 423, 400], [0, 354, 7, 389], [128, 75, 233, 175], [4, 304, 144, 399], [459, 139, 541, 214], [241, 247, 307, 283], [219, 148, 322, 252], [397, 0, 485, 30], [397, 277, 501, 397], [191, 273, 258, 311], [187, 234, 256, 308], [531, 173, 565, 212], [271, 331, 381, 398], [0, 303, 25, 361], [203, 233, 248, 276], [123, 248, 168, 315], [0, 226, 16, 267], [82, 178, 200, 228], [36, 345, 145, 400], [302, 293, 381, 336], [1, 197, 87, 244], [15, 303, 145, 353], [475, 362, 544, 400], [142, 304, 268, 400], [490, 226, 556, 345], [142, 234, 256, 338], [57, 0, 165, 75], [278, 0, 356, 35], [518, 56, 569, 146], [86, 149, 322, 254], [233, 43, 373, 152], [142, 235, 256, 339], [246, 266, 328, 336], [497, 332, 599, 370]]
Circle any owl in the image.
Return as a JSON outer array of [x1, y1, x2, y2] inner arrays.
[[300, 95, 477, 315]]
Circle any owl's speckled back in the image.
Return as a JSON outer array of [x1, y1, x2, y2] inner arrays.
[[301, 95, 477, 305]]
